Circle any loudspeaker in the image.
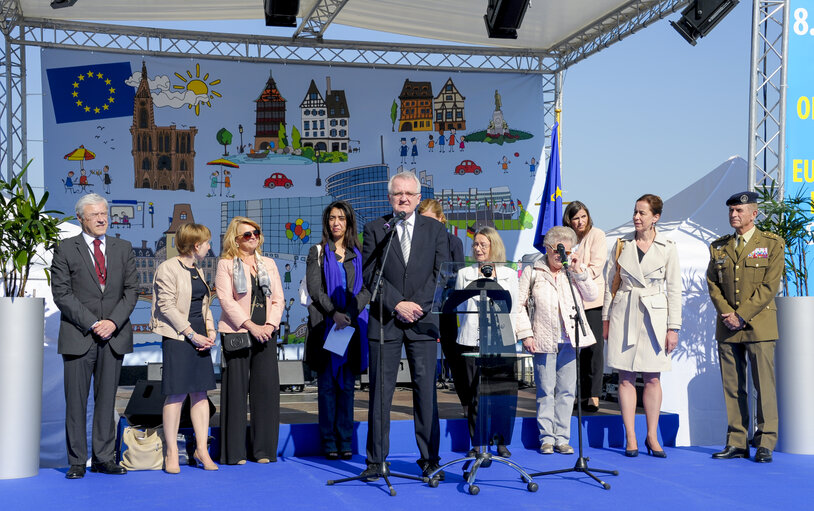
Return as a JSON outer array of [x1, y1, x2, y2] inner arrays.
[[264, 0, 299, 27], [124, 380, 215, 428], [484, 0, 530, 39], [670, 0, 739, 46]]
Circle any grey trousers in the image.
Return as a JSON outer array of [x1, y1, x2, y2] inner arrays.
[[532, 343, 576, 446]]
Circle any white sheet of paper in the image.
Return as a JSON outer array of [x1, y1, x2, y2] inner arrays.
[[323, 324, 355, 356]]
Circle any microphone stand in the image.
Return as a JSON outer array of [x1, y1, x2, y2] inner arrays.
[[327, 216, 425, 496], [528, 259, 618, 490]]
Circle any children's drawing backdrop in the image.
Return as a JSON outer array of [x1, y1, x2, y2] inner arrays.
[[41, 48, 546, 349]]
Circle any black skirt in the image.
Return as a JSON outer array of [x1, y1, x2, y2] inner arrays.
[[161, 337, 216, 396]]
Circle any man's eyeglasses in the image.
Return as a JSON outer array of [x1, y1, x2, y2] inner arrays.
[[239, 229, 261, 240], [390, 192, 419, 198]]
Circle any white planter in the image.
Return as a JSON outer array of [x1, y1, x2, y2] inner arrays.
[[0, 297, 44, 479], [776, 296, 814, 455]]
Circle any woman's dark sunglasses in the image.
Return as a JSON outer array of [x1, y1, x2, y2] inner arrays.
[[239, 229, 261, 240]]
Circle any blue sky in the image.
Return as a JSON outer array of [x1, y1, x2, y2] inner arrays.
[[25, 3, 752, 230]]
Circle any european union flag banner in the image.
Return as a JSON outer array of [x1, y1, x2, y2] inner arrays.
[[532, 122, 562, 254], [46, 61, 135, 124]]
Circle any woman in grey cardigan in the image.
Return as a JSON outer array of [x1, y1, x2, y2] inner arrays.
[[603, 194, 682, 458]]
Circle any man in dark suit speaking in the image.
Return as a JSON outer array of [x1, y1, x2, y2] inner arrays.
[[51, 193, 138, 479], [361, 171, 449, 480]]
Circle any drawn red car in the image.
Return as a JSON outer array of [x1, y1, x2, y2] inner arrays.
[[264, 172, 293, 189], [455, 160, 482, 175]]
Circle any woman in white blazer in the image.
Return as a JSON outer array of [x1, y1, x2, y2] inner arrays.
[[602, 194, 682, 458], [516, 226, 596, 455], [454, 226, 519, 457]]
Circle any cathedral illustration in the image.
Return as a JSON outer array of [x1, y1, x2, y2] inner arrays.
[[131, 62, 198, 191]]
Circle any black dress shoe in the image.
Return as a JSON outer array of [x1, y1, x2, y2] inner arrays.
[[360, 463, 381, 481], [90, 461, 127, 475], [754, 447, 773, 463], [65, 465, 86, 479], [422, 463, 445, 481], [712, 446, 749, 459], [340, 451, 353, 461], [496, 444, 512, 458], [325, 451, 340, 461]]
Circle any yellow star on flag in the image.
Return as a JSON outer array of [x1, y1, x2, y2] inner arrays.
[[550, 186, 562, 202]]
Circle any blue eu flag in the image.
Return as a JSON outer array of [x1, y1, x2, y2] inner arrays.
[[532, 122, 562, 255], [46, 62, 135, 124]]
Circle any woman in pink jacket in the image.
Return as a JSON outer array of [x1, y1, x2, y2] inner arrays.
[[562, 201, 607, 412], [516, 226, 597, 455], [216, 216, 284, 465]]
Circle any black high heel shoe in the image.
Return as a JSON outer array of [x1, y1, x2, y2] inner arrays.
[[645, 439, 666, 458], [624, 448, 639, 457]]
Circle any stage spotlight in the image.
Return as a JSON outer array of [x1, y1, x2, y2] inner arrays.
[[484, 0, 530, 39], [670, 0, 739, 46], [50, 0, 78, 8], [264, 0, 299, 28]]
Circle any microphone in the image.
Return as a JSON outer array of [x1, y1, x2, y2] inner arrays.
[[383, 211, 407, 231], [556, 243, 570, 266]]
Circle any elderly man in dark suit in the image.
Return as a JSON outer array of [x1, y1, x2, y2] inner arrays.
[[361, 171, 449, 481], [51, 193, 138, 479], [706, 191, 784, 464]]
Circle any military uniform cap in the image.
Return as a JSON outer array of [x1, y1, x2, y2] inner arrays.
[[725, 191, 758, 206]]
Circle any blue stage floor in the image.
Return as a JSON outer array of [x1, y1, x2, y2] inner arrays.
[[4, 445, 812, 511]]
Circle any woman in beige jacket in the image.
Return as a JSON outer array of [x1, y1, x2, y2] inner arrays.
[[216, 216, 284, 465], [151, 223, 218, 473], [602, 194, 682, 458], [563, 201, 607, 412], [516, 226, 597, 455]]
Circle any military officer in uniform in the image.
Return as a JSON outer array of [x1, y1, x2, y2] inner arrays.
[[706, 191, 784, 463]]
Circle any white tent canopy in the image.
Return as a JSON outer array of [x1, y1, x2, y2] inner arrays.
[[20, 0, 668, 52]]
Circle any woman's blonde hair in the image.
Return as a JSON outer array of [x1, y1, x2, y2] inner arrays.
[[417, 198, 447, 224], [221, 216, 263, 259], [176, 223, 211, 256], [473, 226, 506, 262]]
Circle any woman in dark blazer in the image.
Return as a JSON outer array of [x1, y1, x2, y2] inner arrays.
[[305, 200, 370, 460], [151, 223, 218, 473], [418, 198, 465, 406]]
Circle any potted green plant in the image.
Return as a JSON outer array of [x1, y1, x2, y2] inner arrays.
[[0, 160, 67, 479], [756, 182, 814, 455]]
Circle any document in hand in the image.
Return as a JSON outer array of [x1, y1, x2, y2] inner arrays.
[[323, 324, 355, 356]]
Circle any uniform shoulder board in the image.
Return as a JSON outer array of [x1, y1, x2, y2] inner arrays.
[[712, 234, 732, 246], [762, 231, 781, 241]]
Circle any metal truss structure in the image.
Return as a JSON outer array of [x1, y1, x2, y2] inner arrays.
[[292, 0, 350, 41], [551, 0, 690, 70], [747, 0, 789, 197], [0, 0, 706, 182]]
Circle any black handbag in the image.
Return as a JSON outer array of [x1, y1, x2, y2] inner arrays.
[[221, 290, 257, 353], [221, 332, 251, 352]]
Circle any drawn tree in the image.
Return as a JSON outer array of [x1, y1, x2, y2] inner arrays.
[[216, 128, 232, 156], [291, 126, 302, 150], [279, 122, 288, 149], [390, 100, 398, 132]]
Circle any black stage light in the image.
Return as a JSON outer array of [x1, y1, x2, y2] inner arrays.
[[670, 0, 739, 46], [50, 0, 78, 8], [264, 0, 299, 28], [484, 0, 530, 39]]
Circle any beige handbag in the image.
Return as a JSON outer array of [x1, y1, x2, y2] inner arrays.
[[119, 426, 164, 471]]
